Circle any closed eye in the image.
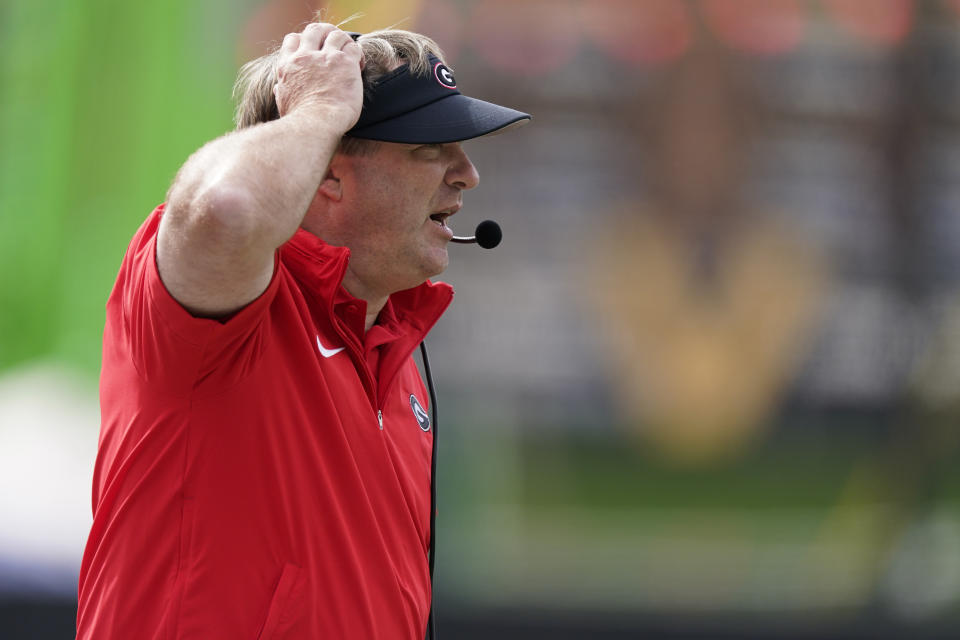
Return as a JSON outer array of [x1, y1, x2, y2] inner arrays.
[[412, 144, 443, 159]]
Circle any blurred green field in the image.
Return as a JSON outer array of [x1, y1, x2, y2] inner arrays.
[[437, 425, 960, 618]]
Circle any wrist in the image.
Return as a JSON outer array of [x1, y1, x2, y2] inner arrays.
[[285, 100, 360, 136]]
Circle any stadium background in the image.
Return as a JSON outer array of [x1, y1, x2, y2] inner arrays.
[[2, 0, 960, 637]]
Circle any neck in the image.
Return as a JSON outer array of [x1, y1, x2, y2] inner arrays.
[[363, 304, 384, 332], [341, 269, 389, 332]]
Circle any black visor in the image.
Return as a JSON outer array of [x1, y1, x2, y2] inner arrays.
[[346, 56, 531, 144]]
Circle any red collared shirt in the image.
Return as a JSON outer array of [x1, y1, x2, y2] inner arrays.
[[77, 204, 453, 639]]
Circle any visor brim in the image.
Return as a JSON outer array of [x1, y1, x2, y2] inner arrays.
[[347, 94, 531, 144]]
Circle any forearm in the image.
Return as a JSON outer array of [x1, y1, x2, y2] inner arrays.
[[165, 106, 344, 253], [154, 23, 362, 317]]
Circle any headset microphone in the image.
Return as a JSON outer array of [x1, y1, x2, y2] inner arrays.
[[450, 220, 502, 249]]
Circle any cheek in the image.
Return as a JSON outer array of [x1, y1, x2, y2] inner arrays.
[[351, 165, 444, 234]]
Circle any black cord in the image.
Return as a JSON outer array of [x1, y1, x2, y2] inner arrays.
[[420, 341, 439, 640]]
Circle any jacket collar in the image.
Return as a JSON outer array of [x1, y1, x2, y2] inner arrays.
[[279, 228, 454, 346]]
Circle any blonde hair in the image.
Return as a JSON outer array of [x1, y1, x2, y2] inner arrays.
[[232, 27, 447, 154]]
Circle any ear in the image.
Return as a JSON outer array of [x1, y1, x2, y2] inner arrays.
[[317, 157, 343, 203]]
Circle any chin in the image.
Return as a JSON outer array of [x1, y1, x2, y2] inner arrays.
[[433, 255, 450, 277], [422, 249, 449, 279]]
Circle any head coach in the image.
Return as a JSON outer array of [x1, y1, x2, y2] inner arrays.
[[76, 21, 529, 640]]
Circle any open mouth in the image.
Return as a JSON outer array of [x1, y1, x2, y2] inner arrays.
[[429, 211, 452, 227]]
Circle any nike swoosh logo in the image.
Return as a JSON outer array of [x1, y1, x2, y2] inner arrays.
[[316, 336, 345, 358]]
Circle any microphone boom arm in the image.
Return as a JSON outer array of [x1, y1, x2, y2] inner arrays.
[[451, 220, 502, 249]]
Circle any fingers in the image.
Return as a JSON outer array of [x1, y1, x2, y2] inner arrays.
[[273, 22, 365, 123], [290, 23, 361, 58], [323, 29, 354, 52], [299, 22, 337, 52], [326, 29, 364, 67], [280, 32, 300, 54]]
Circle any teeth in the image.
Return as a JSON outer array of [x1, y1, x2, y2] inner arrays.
[[430, 209, 455, 229]]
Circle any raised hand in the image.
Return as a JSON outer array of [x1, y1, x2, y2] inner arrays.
[[274, 23, 364, 134]]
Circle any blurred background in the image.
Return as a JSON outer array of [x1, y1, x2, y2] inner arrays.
[[2, 0, 960, 637]]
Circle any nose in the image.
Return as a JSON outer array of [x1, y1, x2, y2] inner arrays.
[[445, 143, 480, 191]]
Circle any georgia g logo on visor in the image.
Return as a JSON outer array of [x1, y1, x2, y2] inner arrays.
[[410, 394, 431, 431], [433, 62, 456, 89]]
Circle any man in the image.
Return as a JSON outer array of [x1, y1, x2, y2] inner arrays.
[[76, 22, 529, 639]]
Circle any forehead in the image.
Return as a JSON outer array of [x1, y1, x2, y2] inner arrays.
[[378, 141, 420, 153]]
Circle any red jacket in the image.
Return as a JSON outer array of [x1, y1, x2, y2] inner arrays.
[[77, 205, 453, 639]]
